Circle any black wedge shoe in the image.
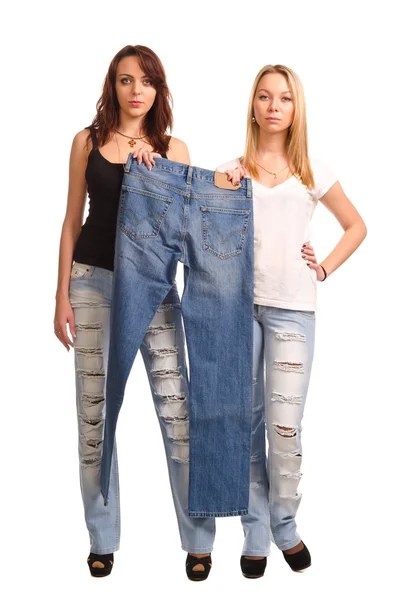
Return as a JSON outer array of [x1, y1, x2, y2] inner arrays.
[[87, 552, 114, 577], [185, 553, 212, 581], [240, 556, 267, 579], [282, 542, 311, 572]]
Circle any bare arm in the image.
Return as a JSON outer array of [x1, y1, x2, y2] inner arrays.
[[318, 181, 367, 278], [54, 129, 90, 349]]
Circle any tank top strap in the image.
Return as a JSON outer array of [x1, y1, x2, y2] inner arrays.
[[86, 125, 98, 150], [161, 135, 171, 159]]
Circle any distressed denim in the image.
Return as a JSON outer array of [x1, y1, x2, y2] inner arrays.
[[182, 305, 316, 555], [101, 156, 254, 517], [68, 263, 215, 553], [253, 304, 316, 551]]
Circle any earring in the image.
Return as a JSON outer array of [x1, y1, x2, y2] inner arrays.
[[252, 115, 256, 122]]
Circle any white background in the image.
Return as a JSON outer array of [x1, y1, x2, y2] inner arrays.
[[2, 0, 404, 598]]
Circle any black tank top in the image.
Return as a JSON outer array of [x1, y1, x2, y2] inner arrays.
[[73, 126, 168, 271]]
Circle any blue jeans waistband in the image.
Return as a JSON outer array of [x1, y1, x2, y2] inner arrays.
[[123, 154, 252, 197]]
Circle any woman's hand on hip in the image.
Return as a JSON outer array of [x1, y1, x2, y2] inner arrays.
[[132, 147, 162, 170], [54, 294, 76, 351], [302, 243, 325, 281]]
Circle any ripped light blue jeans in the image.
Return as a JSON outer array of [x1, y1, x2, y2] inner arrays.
[[252, 303, 316, 552], [69, 261, 314, 555], [69, 262, 217, 554]]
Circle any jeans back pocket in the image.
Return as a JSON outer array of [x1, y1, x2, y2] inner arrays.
[[200, 206, 251, 260], [118, 185, 173, 241]]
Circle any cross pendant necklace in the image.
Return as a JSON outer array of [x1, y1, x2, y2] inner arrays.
[[114, 129, 147, 148]]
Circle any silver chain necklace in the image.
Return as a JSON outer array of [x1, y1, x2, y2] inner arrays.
[[255, 161, 289, 179]]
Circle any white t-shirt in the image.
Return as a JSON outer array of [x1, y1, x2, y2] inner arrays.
[[216, 157, 337, 311]]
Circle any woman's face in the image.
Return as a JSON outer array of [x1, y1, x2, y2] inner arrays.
[[115, 56, 157, 120], [253, 72, 295, 133]]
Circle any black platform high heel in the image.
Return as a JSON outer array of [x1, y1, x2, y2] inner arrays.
[[87, 552, 114, 577], [282, 542, 311, 572], [240, 556, 267, 579], [185, 553, 212, 581]]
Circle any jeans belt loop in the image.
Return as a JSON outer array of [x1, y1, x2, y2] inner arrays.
[[186, 165, 193, 186], [124, 152, 133, 173], [246, 177, 252, 198]]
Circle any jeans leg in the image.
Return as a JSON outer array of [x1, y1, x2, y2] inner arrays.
[[140, 285, 216, 552], [262, 308, 315, 551], [240, 315, 271, 556], [182, 217, 254, 517], [100, 231, 177, 504], [69, 267, 120, 553]]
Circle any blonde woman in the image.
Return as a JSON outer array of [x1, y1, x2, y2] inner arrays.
[[217, 64, 367, 577]]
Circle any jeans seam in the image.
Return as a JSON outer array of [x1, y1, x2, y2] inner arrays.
[[114, 444, 120, 549]]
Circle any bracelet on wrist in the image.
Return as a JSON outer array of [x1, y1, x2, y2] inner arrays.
[[320, 265, 328, 281]]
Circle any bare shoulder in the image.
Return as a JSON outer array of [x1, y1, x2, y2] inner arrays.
[[72, 128, 92, 155], [168, 136, 187, 150], [167, 136, 190, 163]]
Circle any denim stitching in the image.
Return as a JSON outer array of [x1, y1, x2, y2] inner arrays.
[[201, 209, 251, 260]]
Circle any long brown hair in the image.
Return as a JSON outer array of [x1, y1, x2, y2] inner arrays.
[[243, 64, 315, 189], [88, 45, 173, 154]]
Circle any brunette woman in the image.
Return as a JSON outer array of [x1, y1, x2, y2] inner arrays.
[[53, 45, 212, 578]]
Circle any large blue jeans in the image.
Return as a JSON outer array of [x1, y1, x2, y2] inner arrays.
[[101, 156, 254, 517]]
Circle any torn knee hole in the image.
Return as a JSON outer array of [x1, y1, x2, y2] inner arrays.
[[273, 424, 297, 438], [82, 417, 103, 426], [152, 368, 182, 379], [79, 370, 105, 377], [82, 394, 104, 405], [272, 392, 303, 404], [149, 347, 178, 357], [147, 323, 175, 334], [76, 347, 103, 356], [164, 415, 188, 422], [70, 301, 101, 308], [276, 450, 302, 458], [81, 457, 101, 467], [171, 456, 189, 464], [275, 332, 306, 342], [280, 471, 302, 480], [274, 361, 304, 373], [170, 438, 190, 463], [86, 438, 103, 448], [75, 323, 102, 331], [162, 394, 186, 403]]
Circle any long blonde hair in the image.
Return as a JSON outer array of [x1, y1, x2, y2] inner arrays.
[[242, 64, 315, 188]]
